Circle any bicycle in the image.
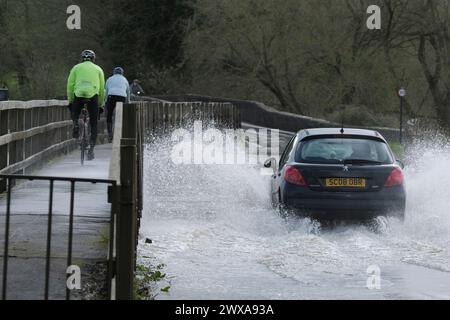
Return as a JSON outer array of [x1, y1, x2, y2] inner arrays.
[[78, 105, 91, 166]]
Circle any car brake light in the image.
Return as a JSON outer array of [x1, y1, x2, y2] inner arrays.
[[384, 167, 404, 187], [285, 166, 306, 186]]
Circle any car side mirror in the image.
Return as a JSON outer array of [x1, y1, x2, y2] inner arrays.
[[396, 159, 405, 169], [264, 157, 278, 172]]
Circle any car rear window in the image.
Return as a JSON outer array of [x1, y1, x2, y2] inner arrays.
[[295, 137, 394, 164]]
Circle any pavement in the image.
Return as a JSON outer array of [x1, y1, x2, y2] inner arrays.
[[0, 144, 113, 300]]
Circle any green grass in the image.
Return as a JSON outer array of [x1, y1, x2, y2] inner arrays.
[[160, 286, 171, 293], [89, 228, 110, 248], [98, 229, 110, 246], [134, 263, 171, 299]]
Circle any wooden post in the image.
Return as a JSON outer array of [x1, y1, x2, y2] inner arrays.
[[116, 103, 137, 300], [8, 109, 17, 169], [156, 102, 162, 133], [174, 103, 179, 127], [17, 109, 24, 169], [0, 110, 7, 192]]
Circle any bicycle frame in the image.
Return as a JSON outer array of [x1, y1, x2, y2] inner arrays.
[[79, 106, 91, 166]]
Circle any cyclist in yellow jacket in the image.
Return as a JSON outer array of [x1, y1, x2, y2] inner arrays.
[[67, 49, 105, 160]]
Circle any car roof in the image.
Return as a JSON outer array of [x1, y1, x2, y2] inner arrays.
[[297, 128, 387, 142]]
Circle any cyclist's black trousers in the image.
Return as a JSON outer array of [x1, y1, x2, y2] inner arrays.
[[106, 95, 126, 131], [72, 95, 99, 147]]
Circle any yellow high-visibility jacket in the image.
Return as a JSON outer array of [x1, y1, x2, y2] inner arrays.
[[67, 61, 105, 105]]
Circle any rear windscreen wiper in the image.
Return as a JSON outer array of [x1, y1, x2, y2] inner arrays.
[[343, 159, 382, 165]]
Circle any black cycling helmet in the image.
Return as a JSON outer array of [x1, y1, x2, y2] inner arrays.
[[81, 49, 96, 61], [113, 67, 124, 75]]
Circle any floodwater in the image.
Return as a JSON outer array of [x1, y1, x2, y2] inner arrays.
[[139, 129, 450, 300]]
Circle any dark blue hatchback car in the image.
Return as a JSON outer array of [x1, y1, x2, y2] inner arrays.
[[265, 128, 406, 221]]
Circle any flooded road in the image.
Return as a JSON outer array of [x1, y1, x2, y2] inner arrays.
[[139, 130, 450, 299]]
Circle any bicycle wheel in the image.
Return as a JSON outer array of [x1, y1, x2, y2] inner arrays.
[[80, 123, 88, 166]]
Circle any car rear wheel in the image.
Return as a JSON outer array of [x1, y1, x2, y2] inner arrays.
[[275, 191, 291, 219], [365, 216, 390, 233], [276, 203, 290, 219]]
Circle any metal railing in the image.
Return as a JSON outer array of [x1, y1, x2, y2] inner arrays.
[[0, 174, 116, 300]]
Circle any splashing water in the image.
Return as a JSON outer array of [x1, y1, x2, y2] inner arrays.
[[139, 129, 450, 299]]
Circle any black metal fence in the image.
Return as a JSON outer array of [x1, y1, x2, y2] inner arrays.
[[0, 174, 116, 300]]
